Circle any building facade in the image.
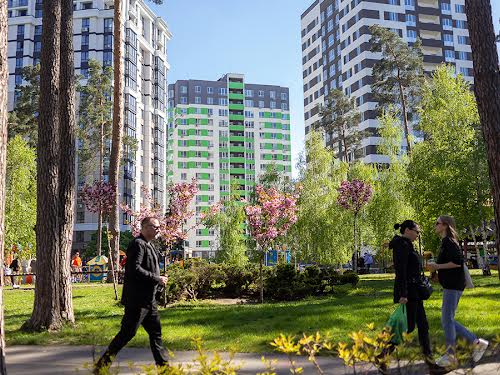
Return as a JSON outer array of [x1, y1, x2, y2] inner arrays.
[[167, 74, 292, 259], [301, 0, 473, 163], [7, 0, 172, 250]]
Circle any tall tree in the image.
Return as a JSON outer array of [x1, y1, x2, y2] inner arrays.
[[5, 137, 37, 258], [108, 0, 125, 273], [24, 0, 76, 330], [407, 66, 492, 251], [369, 25, 424, 155], [8, 64, 40, 148], [465, 0, 500, 279], [0, 0, 10, 369], [78, 59, 113, 256], [316, 89, 362, 162]]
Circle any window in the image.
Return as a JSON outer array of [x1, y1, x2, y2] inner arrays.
[[81, 51, 89, 64], [457, 51, 468, 60], [405, 14, 416, 26], [219, 87, 227, 95], [387, 12, 398, 21], [457, 35, 468, 45], [388, 0, 399, 5], [35, 25, 42, 36], [104, 18, 113, 32], [180, 86, 187, 94], [443, 33, 453, 46], [270, 101, 276, 109], [207, 87, 213, 94], [258, 100, 264, 108], [442, 18, 453, 29], [207, 97, 214, 105], [195, 85, 201, 93], [82, 2, 92, 10], [456, 20, 467, 29], [81, 18, 90, 32], [34, 41, 41, 53], [245, 99, 253, 107], [16, 41, 23, 52], [35, 9, 42, 17], [219, 98, 227, 106], [459, 67, 469, 76], [81, 34, 89, 47], [104, 34, 113, 49], [455, 4, 464, 13], [444, 49, 454, 61], [327, 19, 333, 32], [404, 0, 415, 7], [180, 97, 187, 104], [17, 25, 24, 36], [258, 90, 264, 97], [103, 51, 112, 67], [245, 89, 253, 97], [441, 2, 451, 13], [218, 109, 228, 116], [15, 74, 22, 86], [406, 29, 417, 40], [281, 103, 288, 111], [244, 111, 254, 118], [195, 97, 201, 104], [15, 57, 23, 68], [281, 93, 287, 100]]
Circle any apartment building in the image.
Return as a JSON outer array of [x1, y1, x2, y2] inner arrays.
[[167, 74, 292, 258], [301, 0, 473, 163], [7, 0, 172, 250]]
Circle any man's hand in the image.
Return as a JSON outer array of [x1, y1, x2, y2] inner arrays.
[[399, 297, 408, 304], [159, 276, 168, 286], [427, 262, 439, 271]]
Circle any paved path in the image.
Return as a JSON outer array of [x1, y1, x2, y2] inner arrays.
[[5, 345, 500, 374]]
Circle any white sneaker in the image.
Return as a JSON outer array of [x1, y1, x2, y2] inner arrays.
[[472, 338, 489, 362], [436, 354, 458, 369], [12, 284, 20, 289]]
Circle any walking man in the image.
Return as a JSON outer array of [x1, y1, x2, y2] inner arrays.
[[94, 217, 169, 374]]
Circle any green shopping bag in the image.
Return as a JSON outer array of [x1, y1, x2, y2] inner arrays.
[[386, 304, 408, 345]]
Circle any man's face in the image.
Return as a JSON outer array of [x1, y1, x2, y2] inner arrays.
[[142, 219, 160, 241]]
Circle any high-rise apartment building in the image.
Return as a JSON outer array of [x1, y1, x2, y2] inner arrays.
[[301, 0, 473, 163], [7, 0, 172, 250], [167, 74, 292, 259]]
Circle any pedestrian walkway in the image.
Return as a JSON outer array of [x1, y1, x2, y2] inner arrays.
[[5, 345, 500, 374]]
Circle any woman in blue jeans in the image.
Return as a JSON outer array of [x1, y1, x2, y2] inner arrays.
[[428, 216, 489, 368]]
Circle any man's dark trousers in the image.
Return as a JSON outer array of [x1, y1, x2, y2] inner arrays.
[[96, 304, 168, 369]]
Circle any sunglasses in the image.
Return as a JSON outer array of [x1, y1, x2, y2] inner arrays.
[[411, 228, 421, 235], [148, 225, 160, 230], [435, 222, 444, 226]]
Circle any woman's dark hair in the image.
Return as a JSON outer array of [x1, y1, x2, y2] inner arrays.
[[394, 220, 417, 235]]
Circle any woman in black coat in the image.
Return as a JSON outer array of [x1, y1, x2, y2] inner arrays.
[[388, 220, 443, 374]]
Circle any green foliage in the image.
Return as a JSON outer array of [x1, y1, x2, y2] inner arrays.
[[9, 64, 40, 148], [202, 183, 248, 266], [316, 89, 363, 161], [5, 136, 37, 258], [289, 131, 352, 264], [407, 65, 492, 251], [83, 230, 134, 259]]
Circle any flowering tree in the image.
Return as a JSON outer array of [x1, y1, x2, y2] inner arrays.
[[81, 181, 116, 256], [121, 179, 198, 249], [337, 179, 373, 273], [244, 185, 299, 303]]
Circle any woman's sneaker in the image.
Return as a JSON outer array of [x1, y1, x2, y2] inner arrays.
[[472, 338, 489, 362], [436, 354, 458, 369]]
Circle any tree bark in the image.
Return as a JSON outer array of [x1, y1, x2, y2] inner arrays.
[[97, 109, 105, 257], [56, 0, 75, 323], [465, 0, 500, 280], [0, 1, 10, 371], [398, 80, 412, 155], [108, 0, 124, 272], [24, 0, 63, 331], [353, 213, 358, 273]]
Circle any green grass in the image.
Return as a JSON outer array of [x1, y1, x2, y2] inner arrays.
[[5, 270, 499, 353]]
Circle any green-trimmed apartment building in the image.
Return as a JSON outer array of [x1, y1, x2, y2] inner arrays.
[[167, 73, 292, 259]]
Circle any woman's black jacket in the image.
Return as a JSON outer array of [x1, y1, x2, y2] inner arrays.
[[389, 235, 422, 303]]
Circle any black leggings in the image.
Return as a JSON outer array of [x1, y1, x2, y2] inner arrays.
[[406, 299, 432, 356]]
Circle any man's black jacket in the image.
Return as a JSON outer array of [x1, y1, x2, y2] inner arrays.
[[121, 234, 162, 308]]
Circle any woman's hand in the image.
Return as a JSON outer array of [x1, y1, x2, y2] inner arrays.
[[399, 297, 408, 304], [427, 262, 439, 271]]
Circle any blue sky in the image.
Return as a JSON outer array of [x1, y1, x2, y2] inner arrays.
[[149, 1, 500, 177]]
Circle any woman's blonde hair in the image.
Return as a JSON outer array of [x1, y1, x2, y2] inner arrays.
[[438, 215, 460, 244]]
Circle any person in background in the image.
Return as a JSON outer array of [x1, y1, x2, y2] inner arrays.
[[10, 256, 20, 289], [428, 216, 489, 369], [71, 251, 83, 282], [363, 252, 374, 274]]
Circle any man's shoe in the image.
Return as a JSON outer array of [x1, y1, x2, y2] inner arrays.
[[472, 338, 489, 362]]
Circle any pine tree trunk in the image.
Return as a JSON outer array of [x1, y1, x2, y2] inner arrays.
[[398, 81, 412, 155], [465, 0, 500, 280], [353, 213, 358, 273], [24, 0, 63, 331], [57, 0, 75, 323], [0, 1, 10, 370], [108, 0, 123, 273], [97, 104, 105, 257]]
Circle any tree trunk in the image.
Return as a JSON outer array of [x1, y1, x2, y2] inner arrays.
[[341, 127, 348, 163], [465, 0, 500, 280], [0, 1, 10, 370], [259, 251, 264, 304], [97, 104, 105, 257], [56, 0, 75, 323], [398, 81, 412, 155], [469, 225, 483, 268], [108, 0, 124, 273], [24, 0, 63, 331], [353, 213, 358, 273]]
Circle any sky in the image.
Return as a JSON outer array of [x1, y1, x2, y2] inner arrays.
[[149, 1, 500, 178]]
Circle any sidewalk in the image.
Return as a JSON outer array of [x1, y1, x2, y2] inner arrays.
[[5, 345, 500, 374]]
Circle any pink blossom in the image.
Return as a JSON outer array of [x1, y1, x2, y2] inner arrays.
[[81, 181, 116, 214], [337, 179, 373, 214]]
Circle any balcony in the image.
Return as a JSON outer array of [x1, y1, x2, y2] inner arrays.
[[229, 82, 244, 90]]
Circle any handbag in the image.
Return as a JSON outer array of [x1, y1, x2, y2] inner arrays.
[[464, 264, 474, 289], [386, 304, 408, 344], [416, 274, 433, 300]]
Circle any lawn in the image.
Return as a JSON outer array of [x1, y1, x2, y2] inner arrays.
[[5, 270, 499, 353]]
